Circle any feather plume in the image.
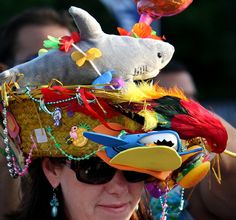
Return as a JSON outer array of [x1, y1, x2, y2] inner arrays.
[[94, 82, 188, 103], [122, 82, 188, 101], [121, 82, 149, 102], [138, 109, 158, 131], [154, 96, 228, 153]]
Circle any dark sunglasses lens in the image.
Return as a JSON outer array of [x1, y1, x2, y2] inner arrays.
[[123, 171, 150, 183], [75, 157, 116, 184]]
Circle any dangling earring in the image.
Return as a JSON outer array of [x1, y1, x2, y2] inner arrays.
[[50, 188, 59, 218]]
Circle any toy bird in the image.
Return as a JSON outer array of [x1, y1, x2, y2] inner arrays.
[[152, 96, 228, 154]]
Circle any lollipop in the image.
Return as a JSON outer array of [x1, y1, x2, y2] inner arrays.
[[134, 0, 193, 24]]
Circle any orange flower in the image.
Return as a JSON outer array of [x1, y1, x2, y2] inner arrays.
[[117, 22, 164, 40], [132, 22, 152, 38]]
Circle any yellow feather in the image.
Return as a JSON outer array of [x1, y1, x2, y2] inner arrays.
[[121, 82, 149, 102], [93, 81, 188, 103], [153, 83, 188, 100], [138, 109, 158, 131], [136, 81, 188, 100], [136, 81, 156, 97], [121, 81, 188, 101]]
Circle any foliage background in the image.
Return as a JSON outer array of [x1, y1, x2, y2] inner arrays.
[[0, 0, 235, 100]]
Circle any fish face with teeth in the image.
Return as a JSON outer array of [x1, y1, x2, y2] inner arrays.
[[83, 130, 205, 173], [84, 130, 185, 172]]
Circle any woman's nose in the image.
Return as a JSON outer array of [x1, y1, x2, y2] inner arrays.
[[105, 171, 129, 195]]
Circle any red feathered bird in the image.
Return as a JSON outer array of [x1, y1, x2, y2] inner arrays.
[[153, 96, 228, 153]]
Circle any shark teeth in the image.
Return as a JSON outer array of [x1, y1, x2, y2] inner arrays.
[[139, 132, 179, 150], [133, 65, 148, 77], [154, 139, 174, 147]]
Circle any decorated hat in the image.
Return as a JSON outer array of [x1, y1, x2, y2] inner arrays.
[[0, 5, 230, 198], [0, 81, 228, 185]]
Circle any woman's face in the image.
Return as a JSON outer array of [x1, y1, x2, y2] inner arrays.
[[59, 165, 144, 220]]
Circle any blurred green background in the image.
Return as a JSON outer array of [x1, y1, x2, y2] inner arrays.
[[0, 0, 235, 100]]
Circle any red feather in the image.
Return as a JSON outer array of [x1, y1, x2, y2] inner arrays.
[[171, 99, 228, 153]]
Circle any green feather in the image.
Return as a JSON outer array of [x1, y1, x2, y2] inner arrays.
[[154, 96, 188, 119]]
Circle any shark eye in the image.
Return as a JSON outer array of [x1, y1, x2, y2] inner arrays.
[[157, 52, 162, 58], [139, 132, 179, 151]]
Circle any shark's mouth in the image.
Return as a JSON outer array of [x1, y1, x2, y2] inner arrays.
[[134, 65, 148, 77], [133, 65, 158, 81]]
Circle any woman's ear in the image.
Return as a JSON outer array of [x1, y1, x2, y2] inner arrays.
[[41, 158, 62, 188]]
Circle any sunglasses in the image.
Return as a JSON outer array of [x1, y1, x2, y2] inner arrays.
[[67, 157, 151, 185]]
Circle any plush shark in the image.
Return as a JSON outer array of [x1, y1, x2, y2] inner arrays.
[[0, 6, 174, 86]]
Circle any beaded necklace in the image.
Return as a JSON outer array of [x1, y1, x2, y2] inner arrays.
[[46, 126, 105, 161], [2, 101, 18, 178], [158, 186, 185, 219], [1, 101, 39, 177], [25, 86, 95, 105]]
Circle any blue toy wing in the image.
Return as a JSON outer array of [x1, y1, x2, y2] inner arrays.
[[83, 131, 128, 147]]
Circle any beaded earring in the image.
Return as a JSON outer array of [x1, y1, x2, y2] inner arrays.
[[50, 188, 59, 218]]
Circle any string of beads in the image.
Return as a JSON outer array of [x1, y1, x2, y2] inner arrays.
[[46, 126, 105, 161]]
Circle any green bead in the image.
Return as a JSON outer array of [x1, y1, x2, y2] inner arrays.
[[55, 143, 61, 148], [68, 155, 73, 160], [51, 206, 58, 218]]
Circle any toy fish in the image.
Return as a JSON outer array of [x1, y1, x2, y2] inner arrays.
[[83, 130, 202, 158], [0, 6, 174, 86], [84, 130, 203, 171]]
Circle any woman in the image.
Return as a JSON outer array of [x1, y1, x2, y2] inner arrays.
[[1, 6, 231, 219], [6, 156, 152, 220]]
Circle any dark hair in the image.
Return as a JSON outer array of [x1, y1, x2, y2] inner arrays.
[[5, 158, 68, 220], [5, 158, 153, 220], [0, 7, 75, 67]]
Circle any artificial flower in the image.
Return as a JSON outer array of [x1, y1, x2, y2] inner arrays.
[[43, 36, 60, 49], [71, 48, 102, 67], [59, 32, 80, 52], [117, 22, 164, 40]]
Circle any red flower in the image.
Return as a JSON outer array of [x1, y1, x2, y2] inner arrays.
[[59, 32, 80, 52]]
